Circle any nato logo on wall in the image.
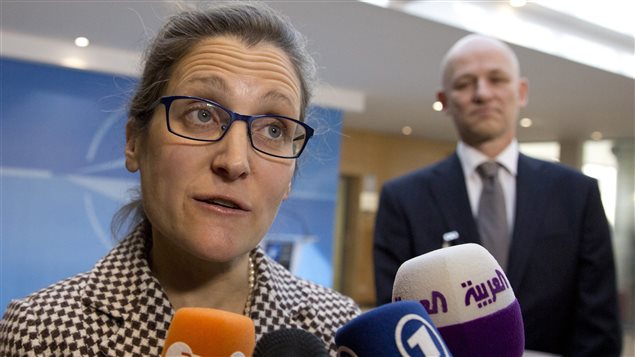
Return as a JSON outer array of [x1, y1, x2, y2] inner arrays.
[[0, 58, 343, 315]]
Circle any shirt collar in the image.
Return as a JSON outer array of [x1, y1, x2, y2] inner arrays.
[[457, 139, 519, 176]]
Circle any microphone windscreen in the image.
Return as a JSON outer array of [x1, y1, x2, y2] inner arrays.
[[253, 328, 328, 357], [161, 307, 255, 357], [392, 243, 524, 357], [335, 300, 451, 356]]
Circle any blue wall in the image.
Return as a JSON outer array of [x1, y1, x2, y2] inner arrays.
[[0, 58, 343, 314]]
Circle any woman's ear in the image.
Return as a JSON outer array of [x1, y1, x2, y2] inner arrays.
[[282, 181, 292, 200], [125, 121, 140, 173]]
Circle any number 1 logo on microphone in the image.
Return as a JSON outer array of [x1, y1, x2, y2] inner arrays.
[[395, 314, 451, 357]]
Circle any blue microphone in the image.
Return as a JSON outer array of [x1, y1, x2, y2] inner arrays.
[[335, 300, 451, 356]]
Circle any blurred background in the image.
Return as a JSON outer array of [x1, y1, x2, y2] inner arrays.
[[1, 0, 633, 354]]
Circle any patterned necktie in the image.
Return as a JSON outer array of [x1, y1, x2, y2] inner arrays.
[[476, 161, 509, 269]]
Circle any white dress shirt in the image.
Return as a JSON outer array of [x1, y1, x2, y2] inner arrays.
[[456, 140, 518, 236]]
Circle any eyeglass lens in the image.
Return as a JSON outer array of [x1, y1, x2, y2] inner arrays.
[[167, 98, 308, 158]]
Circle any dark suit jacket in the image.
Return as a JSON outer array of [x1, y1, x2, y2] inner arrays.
[[373, 153, 622, 356]]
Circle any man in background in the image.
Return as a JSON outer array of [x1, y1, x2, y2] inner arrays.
[[373, 34, 621, 356]]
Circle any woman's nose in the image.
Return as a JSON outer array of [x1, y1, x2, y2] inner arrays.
[[210, 121, 251, 180]]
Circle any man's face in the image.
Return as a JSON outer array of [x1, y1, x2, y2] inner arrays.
[[439, 40, 528, 148]]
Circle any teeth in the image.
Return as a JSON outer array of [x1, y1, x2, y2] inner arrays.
[[208, 198, 239, 209]]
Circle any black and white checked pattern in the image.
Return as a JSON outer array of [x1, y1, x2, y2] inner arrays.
[[0, 225, 360, 356]]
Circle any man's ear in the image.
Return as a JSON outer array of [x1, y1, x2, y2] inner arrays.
[[436, 91, 447, 112], [518, 77, 529, 107], [124, 121, 140, 173]]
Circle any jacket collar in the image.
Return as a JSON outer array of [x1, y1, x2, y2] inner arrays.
[[80, 225, 174, 356], [249, 247, 318, 323], [81, 225, 166, 320]]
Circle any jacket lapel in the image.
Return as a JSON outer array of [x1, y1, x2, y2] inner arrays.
[[250, 249, 323, 336], [429, 154, 481, 246], [506, 154, 545, 291], [80, 227, 173, 356]]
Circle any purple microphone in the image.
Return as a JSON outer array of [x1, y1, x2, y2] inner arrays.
[[392, 243, 524, 357]]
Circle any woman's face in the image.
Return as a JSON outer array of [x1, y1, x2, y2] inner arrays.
[[125, 36, 301, 263]]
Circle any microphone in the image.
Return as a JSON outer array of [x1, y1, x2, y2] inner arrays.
[[392, 243, 524, 357], [253, 328, 328, 357], [161, 307, 255, 357], [335, 300, 451, 356]]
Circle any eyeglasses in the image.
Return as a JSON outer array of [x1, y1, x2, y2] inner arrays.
[[153, 95, 314, 159]]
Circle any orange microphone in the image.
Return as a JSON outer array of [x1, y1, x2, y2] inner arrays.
[[161, 307, 256, 357]]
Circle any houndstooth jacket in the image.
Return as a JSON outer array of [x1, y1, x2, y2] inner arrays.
[[0, 225, 360, 356]]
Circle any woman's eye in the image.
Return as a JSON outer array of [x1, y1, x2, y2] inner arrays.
[[185, 105, 220, 125], [196, 109, 213, 123], [267, 125, 282, 138], [252, 118, 290, 141]]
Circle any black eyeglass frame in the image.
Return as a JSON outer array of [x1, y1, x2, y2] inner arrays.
[[152, 95, 315, 159]]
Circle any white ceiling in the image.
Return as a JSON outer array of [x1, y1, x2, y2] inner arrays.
[[2, 0, 633, 143]]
